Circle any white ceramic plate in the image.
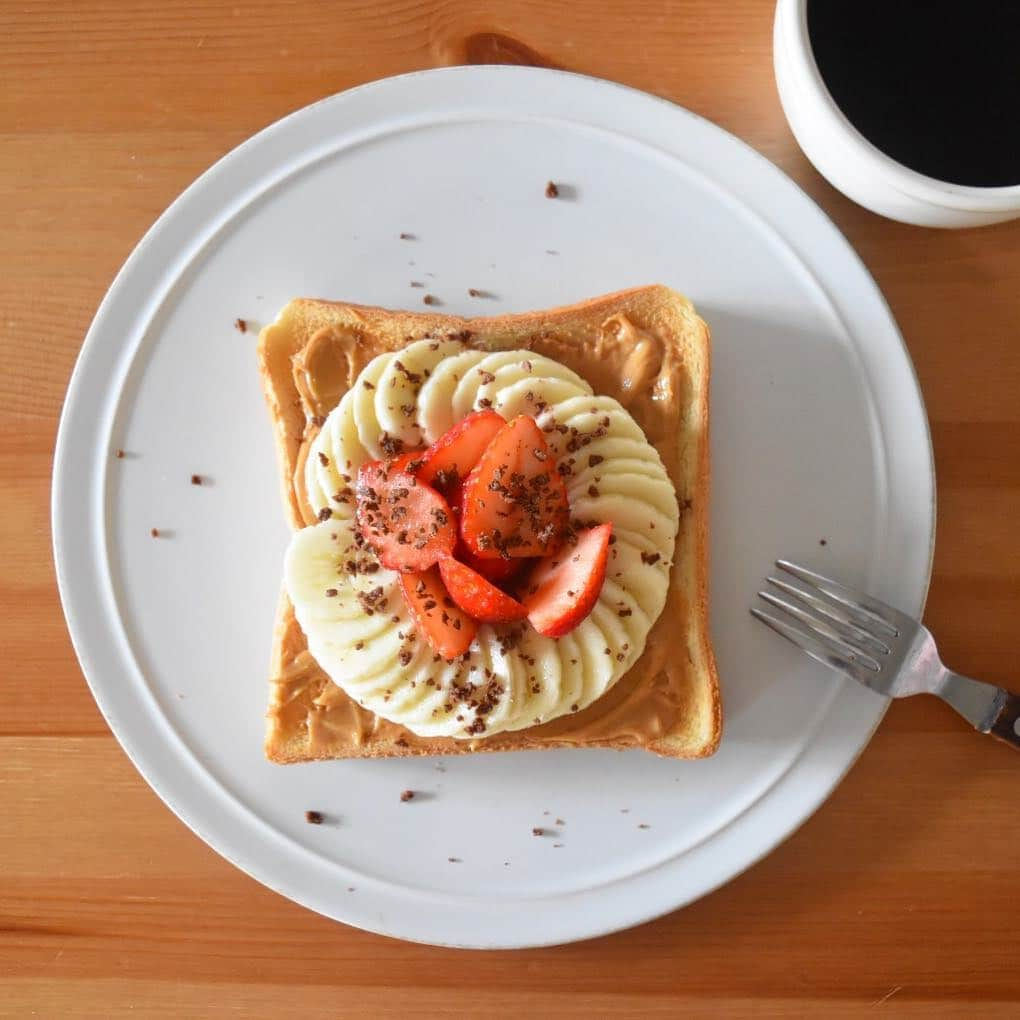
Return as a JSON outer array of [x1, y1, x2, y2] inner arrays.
[[53, 67, 934, 949]]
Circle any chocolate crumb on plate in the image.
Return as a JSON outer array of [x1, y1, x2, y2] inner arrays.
[[423, 294, 438, 306], [305, 810, 324, 825], [638, 823, 651, 830], [399, 232, 415, 240], [150, 528, 160, 538], [819, 538, 828, 546], [115, 448, 125, 459], [545, 180, 559, 198], [400, 789, 415, 802], [447, 857, 462, 863], [190, 474, 203, 485], [532, 827, 544, 837], [234, 317, 247, 333], [410, 280, 424, 288]]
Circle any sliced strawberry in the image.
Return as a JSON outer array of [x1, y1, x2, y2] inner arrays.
[[445, 479, 464, 518], [520, 524, 612, 638], [391, 449, 426, 474], [399, 568, 477, 660], [438, 557, 528, 623], [417, 410, 505, 495], [355, 461, 455, 572], [453, 539, 523, 584], [460, 415, 569, 559], [356, 450, 425, 481]]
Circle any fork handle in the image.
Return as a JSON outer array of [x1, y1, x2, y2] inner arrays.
[[986, 689, 1020, 749], [938, 673, 1020, 750]]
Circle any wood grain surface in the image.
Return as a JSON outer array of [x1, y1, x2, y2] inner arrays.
[[2, 1, 1018, 1015]]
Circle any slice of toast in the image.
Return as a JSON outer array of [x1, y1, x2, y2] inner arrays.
[[258, 286, 720, 760]]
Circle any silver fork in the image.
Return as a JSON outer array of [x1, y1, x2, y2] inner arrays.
[[752, 560, 1020, 750]]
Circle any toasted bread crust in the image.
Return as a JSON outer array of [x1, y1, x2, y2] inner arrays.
[[258, 286, 720, 760]]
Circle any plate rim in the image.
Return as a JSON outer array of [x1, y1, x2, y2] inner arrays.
[[52, 65, 935, 949]]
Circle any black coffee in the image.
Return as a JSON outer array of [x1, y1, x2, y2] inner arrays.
[[807, 0, 1020, 187]]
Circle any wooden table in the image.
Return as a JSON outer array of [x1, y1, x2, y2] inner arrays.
[[4, 2, 1018, 1015]]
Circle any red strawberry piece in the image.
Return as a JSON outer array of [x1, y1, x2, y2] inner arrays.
[[438, 557, 528, 624], [417, 410, 505, 496], [355, 460, 455, 572], [453, 539, 523, 584], [445, 479, 464, 518], [399, 568, 477, 660], [391, 449, 427, 474], [520, 524, 613, 638], [459, 415, 569, 559]]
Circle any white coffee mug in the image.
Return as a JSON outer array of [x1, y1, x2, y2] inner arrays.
[[773, 0, 1020, 228]]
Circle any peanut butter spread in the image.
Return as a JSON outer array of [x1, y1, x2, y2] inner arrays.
[[269, 314, 700, 753]]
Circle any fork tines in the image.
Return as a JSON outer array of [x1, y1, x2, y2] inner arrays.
[[751, 560, 901, 684]]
